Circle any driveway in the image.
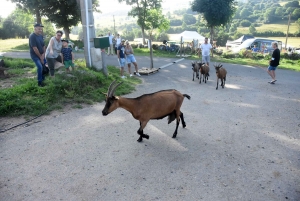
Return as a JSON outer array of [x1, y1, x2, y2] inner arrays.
[[0, 56, 300, 201]]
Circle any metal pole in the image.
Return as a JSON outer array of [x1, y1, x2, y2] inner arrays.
[[149, 39, 153, 69], [285, 13, 291, 50], [113, 15, 116, 35], [180, 36, 183, 58]]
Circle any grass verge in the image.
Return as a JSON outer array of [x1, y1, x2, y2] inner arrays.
[[0, 58, 141, 117]]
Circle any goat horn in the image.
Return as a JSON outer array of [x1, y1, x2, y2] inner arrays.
[[107, 80, 117, 97], [109, 82, 123, 97]]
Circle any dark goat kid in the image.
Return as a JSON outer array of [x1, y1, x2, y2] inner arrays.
[[102, 81, 191, 142], [191, 61, 200, 81], [197, 61, 210, 84], [214, 63, 227, 90]]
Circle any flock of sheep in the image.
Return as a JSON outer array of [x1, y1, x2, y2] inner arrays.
[[191, 61, 227, 90]]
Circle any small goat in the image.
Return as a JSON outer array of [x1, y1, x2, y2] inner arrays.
[[102, 81, 191, 142], [214, 63, 227, 90], [197, 62, 210, 84], [191, 61, 200, 81]]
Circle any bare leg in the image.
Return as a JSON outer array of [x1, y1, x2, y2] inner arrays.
[[120, 67, 124, 76], [127, 63, 132, 75], [133, 62, 138, 73]]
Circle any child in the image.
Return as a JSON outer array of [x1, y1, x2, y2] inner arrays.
[[61, 39, 75, 72]]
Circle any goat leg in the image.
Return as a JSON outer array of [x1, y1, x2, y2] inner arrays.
[[180, 112, 186, 128], [172, 117, 180, 138], [137, 121, 149, 142], [216, 78, 219, 90]]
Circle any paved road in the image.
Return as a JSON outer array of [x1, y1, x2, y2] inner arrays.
[[0, 54, 300, 200]]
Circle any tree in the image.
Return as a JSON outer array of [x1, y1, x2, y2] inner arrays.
[[284, 1, 300, 9], [118, 0, 162, 44], [249, 24, 256, 34], [240, 19, 251, 27], [144, 9, 169, 40], [11, 0, 99, 39], [182, 14, 196, 25], [240, 8, 251, 18], [296, 18, 300, 31], [191, 0, 236, 48], [292, 8, 300, 20]]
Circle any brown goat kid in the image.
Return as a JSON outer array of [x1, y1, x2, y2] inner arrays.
[[191, 61, 200, 81], [197, 62, 210, 84], [214, 64, 227, 90], [102, 81, 191, 142]]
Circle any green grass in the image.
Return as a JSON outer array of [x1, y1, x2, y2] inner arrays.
[[237, 22, 299, 34], [0, 57, 141, 117], [0, 39, 29, 52], [134, 48, 180, 58]]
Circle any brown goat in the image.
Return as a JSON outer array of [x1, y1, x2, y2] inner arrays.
[[191, 61, 200, 81], [102, 81, 191, 142], [197, 62, 210, 84], [214, 63, 227, 90]]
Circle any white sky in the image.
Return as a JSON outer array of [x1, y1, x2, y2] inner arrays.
[[0, 0, 189, 18]]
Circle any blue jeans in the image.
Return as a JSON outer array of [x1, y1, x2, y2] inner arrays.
[[32, 57, 44, 83]]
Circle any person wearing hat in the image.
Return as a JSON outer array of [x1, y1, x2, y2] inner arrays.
[[117, 39, 127, 78], [29, 23, 46, 87], [124, 40, 141, 77], [61, 39, 75, 72], [45, 30, 64, 77]]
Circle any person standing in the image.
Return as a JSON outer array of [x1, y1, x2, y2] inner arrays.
[[115, 34, 121, 55], [29, 23, 46, 87], [45, 30, 63, 77], [125, 40, 141, 77], [200, 37, 213, 66], [267, 42, 280, 84], [61, 39, 75, 73], [107, 32, 114, 56], [117, 39, 127, 78]]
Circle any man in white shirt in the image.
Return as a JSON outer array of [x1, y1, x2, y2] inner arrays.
[[107, 32, 114, 55], [115, 34, 121, 55], [200, 37, 212, 66]]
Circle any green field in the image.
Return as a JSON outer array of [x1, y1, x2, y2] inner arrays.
[[0, 39, 28, 52], [237, 22, 299, 34]]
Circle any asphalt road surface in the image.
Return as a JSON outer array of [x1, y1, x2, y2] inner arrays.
[[0, 54, 300, 201]]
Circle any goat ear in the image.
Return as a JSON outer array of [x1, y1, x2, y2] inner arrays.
[[102, 92, 108, 97]]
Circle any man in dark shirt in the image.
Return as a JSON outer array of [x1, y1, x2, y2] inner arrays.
[[29, 23, 46, 87], [117, 39, 126, 78], [267, 42, 280, 84]]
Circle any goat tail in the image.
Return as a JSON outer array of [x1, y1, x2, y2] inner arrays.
[[183, 94, 191, 100]]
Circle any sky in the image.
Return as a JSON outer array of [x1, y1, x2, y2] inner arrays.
[[0, 0, 190, 18]]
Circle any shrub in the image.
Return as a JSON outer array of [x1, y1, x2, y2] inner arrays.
[[221, 52, 237, 59], [240, 20, 251, 27]]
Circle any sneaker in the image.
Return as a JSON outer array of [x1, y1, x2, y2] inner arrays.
[[38, 82, 45, 87], [136, 72, 141, 76], [121, 75, 127, 79], [130, 74, 133, 77]]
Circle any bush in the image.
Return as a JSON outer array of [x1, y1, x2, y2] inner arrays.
[[221, 52, 237, 59], [240, 20, 251, 27], [281, 52, 300, 60]]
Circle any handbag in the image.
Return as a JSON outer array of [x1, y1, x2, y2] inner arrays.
[[42, 64, 49, 75]]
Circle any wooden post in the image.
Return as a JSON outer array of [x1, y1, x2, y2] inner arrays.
[[149, 39, 153, 69], [180, 36, 183, 57], [285, 13, 291, 50]]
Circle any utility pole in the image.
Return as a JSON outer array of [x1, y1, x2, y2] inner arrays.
[[285, 13, 291, 50], [113, 15, 116, 35], [79, 0, 96, 67]]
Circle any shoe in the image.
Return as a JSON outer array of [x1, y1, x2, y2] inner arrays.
[[121, 75, 127, 79], [136, 72, 141, 76], [38, 82, 45, 87], [130, 74, 133, 77], [268, 80, 275, 84]]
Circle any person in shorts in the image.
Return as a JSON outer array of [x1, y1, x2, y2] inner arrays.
[[124, 40, 140, 77], [117, 39, 127, 78], [267, 42, 280, 84], [200, 37, 212, 66], [61, 39, 75, 72]]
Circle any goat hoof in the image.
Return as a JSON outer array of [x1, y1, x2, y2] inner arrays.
[[182, 123, 186, 128], [143, 134, 149, 139], [172, 134, 177, 138], [137, 137, 143, 142]]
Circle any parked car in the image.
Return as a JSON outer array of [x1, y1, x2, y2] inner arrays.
[[232, 38, 282, 53]]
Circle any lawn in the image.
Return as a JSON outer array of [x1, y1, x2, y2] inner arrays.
[[237, 22, 299, 34], [0, 39, 29, 52]]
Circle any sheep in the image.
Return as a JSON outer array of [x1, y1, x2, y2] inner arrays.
[[214, 63, 227, 90], [197, 61, 210, 83], [102, 80, 191, 142], [191, 61, 200, 81]]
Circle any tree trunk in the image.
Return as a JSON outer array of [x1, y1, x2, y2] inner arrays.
[[35, 9, 42, 24], [210, 26, 214, 58], [141, 26, 146, 45], [63, 27, 70, 39]]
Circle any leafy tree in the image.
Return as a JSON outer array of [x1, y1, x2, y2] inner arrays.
[[240, 19, 251, 27], [118, 0, 162, 44], [144, 9, 169, 40], [284, 1, 300, 9], [292, 8, 300, 20], [182, 14, 196, 25], [296, 18, 300, 31], [170, 19, 182, 26], [240, 8, 251, 18], [264, 7, 277, 23], [249, 24, 256, 34], [191, 0, 236, 46]]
